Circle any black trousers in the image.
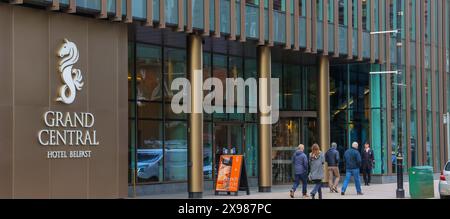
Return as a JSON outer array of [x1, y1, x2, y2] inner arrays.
[[362, 167, 372, 184]]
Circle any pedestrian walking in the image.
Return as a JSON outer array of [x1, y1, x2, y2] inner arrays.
[[341, 142, 364, 196], [325, 142, 340, 193], [361, 143, 375, 186], [309, 144, 325, 199], [290, 144, 309, 198]]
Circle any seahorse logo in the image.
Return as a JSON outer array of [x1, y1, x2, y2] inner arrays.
[[56, 39, 84, 104]]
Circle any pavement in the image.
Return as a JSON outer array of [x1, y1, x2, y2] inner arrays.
[[134, 180, 441, 199]]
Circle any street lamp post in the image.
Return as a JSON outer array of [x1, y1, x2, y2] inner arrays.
[[395, 0, 405, 199]]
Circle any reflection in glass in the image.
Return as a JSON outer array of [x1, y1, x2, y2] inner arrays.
[[163, 47, 187, 121], [136, 44, 162, 102], [204, 123, 213, 179], [137, 121, 163, 183], [245, 124, 258, 177], [271, 119, 294, 182], [164, 121, 187, 181], [213, 55, 228, 120], [272, 118, 318, 184]]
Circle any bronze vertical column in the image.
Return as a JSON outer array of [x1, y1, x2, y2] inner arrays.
[[258, 46, 272, 193], [188, 34, 204, 199], [319, 56, 330, 183]]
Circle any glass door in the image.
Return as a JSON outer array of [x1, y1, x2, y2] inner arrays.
[[213, 123, 245, 180], [272, 117, 318, 184]]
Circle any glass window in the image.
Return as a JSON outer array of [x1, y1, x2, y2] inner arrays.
[[273, 0, 283, 11], [137, 120, 163, 183], [362, 0, 369, 30], [76, 0, 101, 10], [204, 123, 213, 179], [129, 119, 136, 184], [213, 54, 228, 120], [338, 0, 346, 25], [410, 68, 418, 167], [328, 0, 334, 23], [136, 44, 163, 119], [426, 70, 432, 166], [204, 52, 212, 120], [246, 0, 257, 5], [129, 43, 135, 101], [317, 0, 323, 21], [304, 66, 318, 111], [164, 48, 187, 120], [228, 56, 244, 121], [300, 0, 306, 16], [272, 63, 283, 109], [245, 124, 258, 177], [283, 65, 302, 110], [410, 0, 416, 41], [164, 121, 187, 181]]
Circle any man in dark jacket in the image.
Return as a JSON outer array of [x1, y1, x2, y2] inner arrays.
[[341, 142, 363, 196], [361, 143, 375, 186], [325, 142, 340, 193], [290, 144, 309, 198]]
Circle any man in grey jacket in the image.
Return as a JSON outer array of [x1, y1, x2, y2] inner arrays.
[[325, 142, 340, 193], [290, 144, 309, 198]]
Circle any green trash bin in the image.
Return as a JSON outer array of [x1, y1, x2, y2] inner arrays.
[[408, 166, 435, 199]]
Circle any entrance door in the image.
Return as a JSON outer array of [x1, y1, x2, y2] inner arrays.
[[213, 123, 244, 179], [272, 117, 318, 184]]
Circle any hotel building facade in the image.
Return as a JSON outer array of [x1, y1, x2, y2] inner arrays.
[[0, 0, 449, 198]]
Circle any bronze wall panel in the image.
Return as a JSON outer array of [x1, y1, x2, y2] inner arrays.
[[117, 27, 129, 197], [305, 0, 311, 52], [415, 0, 423, 164], [438, 0, 444, 170], [146, 0, 153, 27], [13, 106, 51, 198], [370, 0, 375, 63], [443, 0, 448, 163], [311, 0, 317, 53], [47, 13, 89, 198], [322, 0, 328, 55], [0, 4, 128, 198], [378, 0, 384, 64], [420, 0, 427, 163], [87, 23, 123, 198], [405, 0, 412, 167], [204, 0, 210, 36], [0, 5, 13, 198], [12, 9, 51, 198], [214, 0, 220, 37], [430, 0, 437, 171], [385, 0, 392, 175], [357, 0, 362, 61], [0, 5, 12, 106], [333, 0, 339, 57], [13, 9, 49, 107], [347, 0, 352, 59], [0, 106, 13, 198], [285, 0, 291, 49]]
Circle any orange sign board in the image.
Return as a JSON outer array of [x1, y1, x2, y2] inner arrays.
[[215, 155, 243, 192]]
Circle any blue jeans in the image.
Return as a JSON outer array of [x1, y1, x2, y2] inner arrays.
[[292, 173, 308, 195], [310, 180, 322, 198], [341, 169, 362, 193]]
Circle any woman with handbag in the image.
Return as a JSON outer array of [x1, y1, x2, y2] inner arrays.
[[309, 144, 325, 199]]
